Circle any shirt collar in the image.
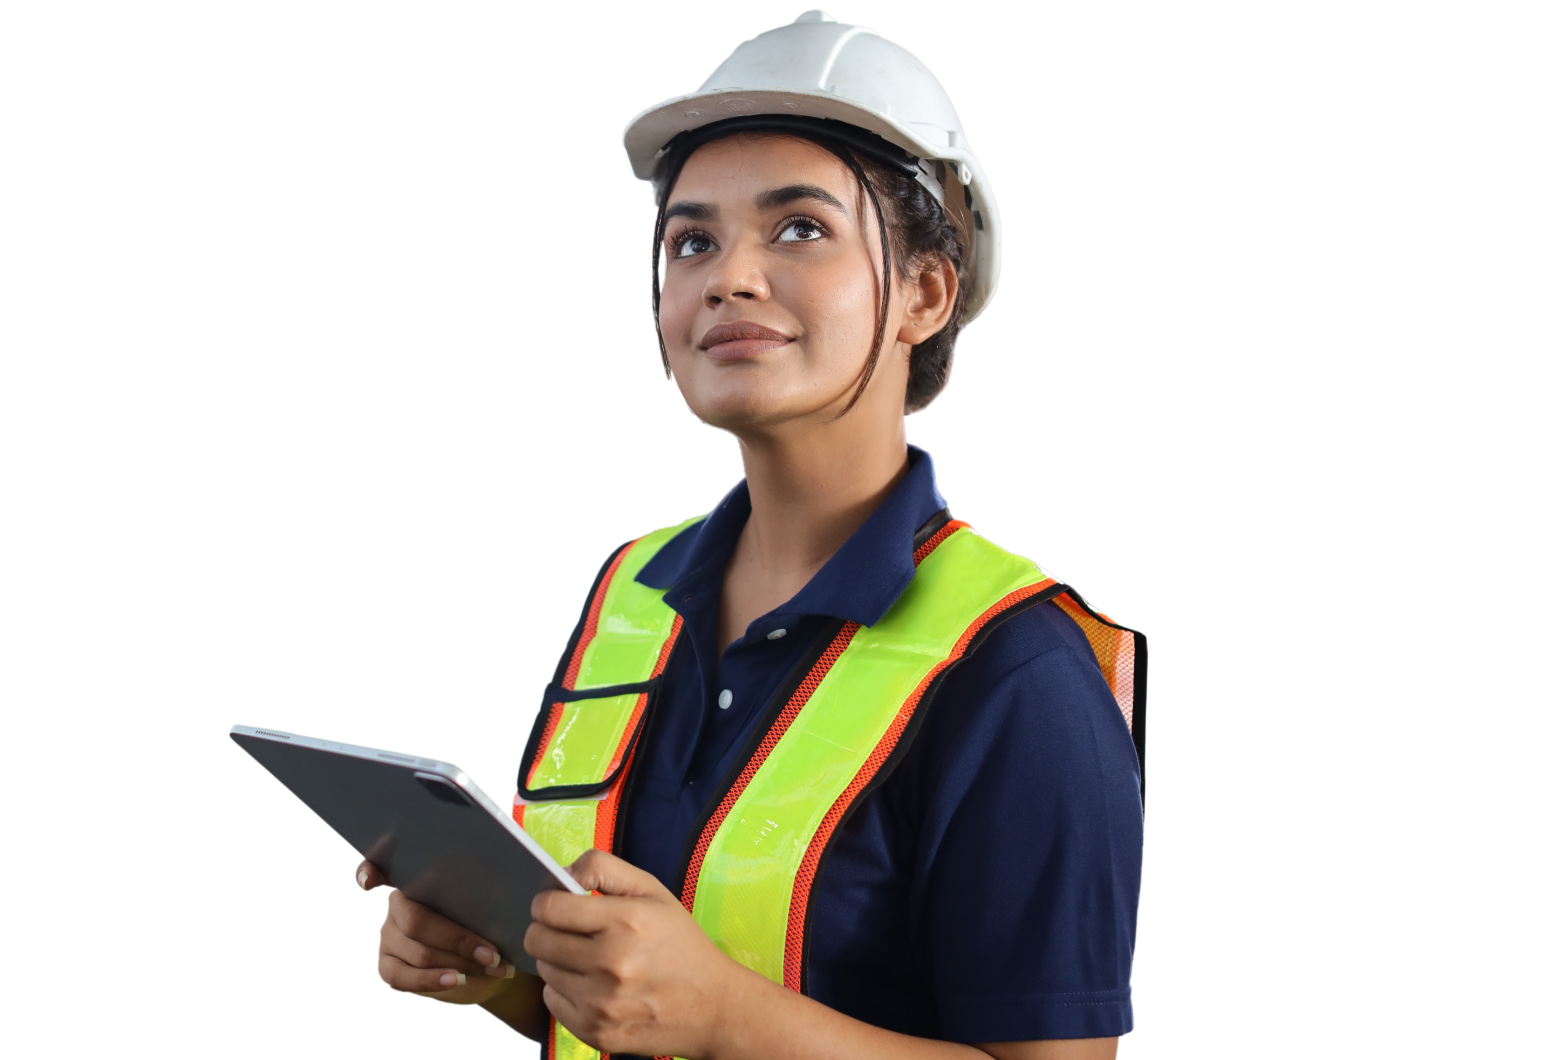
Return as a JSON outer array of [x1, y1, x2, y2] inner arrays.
[[636, 446, 948, 628]]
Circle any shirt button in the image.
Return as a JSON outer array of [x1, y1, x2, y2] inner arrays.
[[767, 628, 788, 640], [717, 689, 733, 710]]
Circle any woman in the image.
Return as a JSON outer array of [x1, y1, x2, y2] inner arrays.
[[357, 14, 1145, 1060]]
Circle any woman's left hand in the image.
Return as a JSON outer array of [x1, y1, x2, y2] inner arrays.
[[525, 848, 756, 1058]]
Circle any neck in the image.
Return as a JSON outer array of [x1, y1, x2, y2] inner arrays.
[[734, 414, 909, 582]]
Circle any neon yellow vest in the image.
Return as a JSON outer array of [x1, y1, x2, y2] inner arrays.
[[513, 514, 1145, 1060]]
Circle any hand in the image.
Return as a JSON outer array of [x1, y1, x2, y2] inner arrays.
[[526, 849, 759, 1058], [357, 859, 518, 1003]]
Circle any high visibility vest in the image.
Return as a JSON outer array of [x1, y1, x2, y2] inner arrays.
[[513, 513, 1145, 1060]]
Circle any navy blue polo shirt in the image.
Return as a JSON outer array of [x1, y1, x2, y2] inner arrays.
[[618, 447, 1142, 1043]]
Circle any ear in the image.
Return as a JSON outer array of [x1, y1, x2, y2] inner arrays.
[[896, 255, 959, 347]]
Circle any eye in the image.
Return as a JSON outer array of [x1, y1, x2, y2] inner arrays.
[[673, 232, 716, 259], [777, 219, 824, 243]]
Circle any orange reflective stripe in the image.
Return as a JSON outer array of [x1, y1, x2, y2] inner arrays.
[[1051, 591, 1139, 729], [912, 514, 965, 561]]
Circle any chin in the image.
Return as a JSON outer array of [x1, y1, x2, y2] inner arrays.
[[682, 381, 817, 433], [688, 395, 786, 432]]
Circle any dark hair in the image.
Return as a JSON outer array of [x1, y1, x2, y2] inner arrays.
[[650, 125, 970, 414]]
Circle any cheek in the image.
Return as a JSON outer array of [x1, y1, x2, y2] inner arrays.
[[774, 255, 882, 366], [657, 271, 704, 346], [659, 277, 713, 404]]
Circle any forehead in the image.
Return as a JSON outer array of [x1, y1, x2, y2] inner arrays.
[[668, 134, 856, 205]]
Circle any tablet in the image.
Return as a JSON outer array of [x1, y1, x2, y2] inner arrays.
[[231, 724, 586, 975]]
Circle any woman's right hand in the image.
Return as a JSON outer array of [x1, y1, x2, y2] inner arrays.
[[357, 859, 519, 1001]]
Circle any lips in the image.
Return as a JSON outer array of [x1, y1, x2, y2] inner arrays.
[[699, 321, 793, 360]]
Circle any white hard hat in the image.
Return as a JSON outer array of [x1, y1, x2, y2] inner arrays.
[[624, 11, 1000, 324]]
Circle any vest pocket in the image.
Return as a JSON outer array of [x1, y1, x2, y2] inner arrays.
[[517, 678, 662, 801]]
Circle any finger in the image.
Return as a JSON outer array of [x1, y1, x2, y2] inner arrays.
[[523, 920, 601, 973], [388, 890, 503, 966], [530, 888, 621, 934], [357, 860, 389, 890], [567, 849, 673, 900], [381, 921, 515, 979], [378, 952, 470, 994], [536, 960, 597, 1008], [540, 979, 591, 1040]]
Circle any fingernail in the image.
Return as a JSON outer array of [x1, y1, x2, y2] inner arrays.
[[504, 964, 516, 979], [357, 868, 368, 889], [473, 945, 500, 968], [438, 971, 466, 988]]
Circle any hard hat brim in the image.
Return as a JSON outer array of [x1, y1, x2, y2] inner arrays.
[[626, 88, 947, 181]]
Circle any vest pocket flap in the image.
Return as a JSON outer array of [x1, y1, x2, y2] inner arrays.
[[542, 679, 659, 703], [517, 678, 661, 802]]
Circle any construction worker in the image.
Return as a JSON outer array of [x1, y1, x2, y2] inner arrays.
[[358, 13, 1145, 1060]]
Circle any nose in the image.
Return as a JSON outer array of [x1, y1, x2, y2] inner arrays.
[[702, 241, 770, 308]]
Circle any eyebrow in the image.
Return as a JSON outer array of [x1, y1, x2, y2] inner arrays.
[[663, 184, 850, 225], [664, 201, 713, 221], [755, 183, 847, 213]]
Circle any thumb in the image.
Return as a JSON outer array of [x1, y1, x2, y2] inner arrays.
[[356, 860, 389, 890], [567, 849, 674, 901]]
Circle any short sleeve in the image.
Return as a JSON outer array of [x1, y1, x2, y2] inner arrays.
[[908, 603, 1143, 1042]]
